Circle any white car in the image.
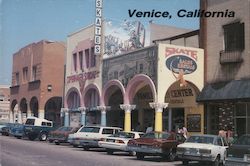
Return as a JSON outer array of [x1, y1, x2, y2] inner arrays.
[[98, 131, 144, 155], [177, 134, 228, 166], [72, 126, 122, 150]]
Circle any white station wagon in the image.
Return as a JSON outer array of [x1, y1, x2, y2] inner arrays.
[[72, 126, 122, 150], [177, 134, 228, 166]]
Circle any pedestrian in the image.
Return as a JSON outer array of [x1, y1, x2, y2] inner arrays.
[[218, 126, 227, 138], [226, 125, 234, 145], [178, 124, 188, 139], [146, 123, 153, 133]]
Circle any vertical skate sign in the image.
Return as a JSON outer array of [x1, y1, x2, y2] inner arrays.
[[95, 0, 102, 55]]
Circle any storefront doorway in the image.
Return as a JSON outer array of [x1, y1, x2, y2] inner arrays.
[[172, 108, 185, 132]]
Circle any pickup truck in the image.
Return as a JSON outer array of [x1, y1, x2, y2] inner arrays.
[[23, 117, 54, 141]]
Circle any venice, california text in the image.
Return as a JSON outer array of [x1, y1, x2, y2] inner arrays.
[[128, 9, 235, 19]]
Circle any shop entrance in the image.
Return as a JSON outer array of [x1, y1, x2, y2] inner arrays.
[[172, 108, 185, 132]]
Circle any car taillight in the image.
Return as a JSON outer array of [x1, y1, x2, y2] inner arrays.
[[153, 143, 161, 148], [115, 140, 125, 144]]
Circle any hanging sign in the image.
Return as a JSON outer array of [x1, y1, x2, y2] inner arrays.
[[95, 0, 102, 55]]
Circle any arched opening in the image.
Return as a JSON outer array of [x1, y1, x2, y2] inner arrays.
[[66, 90, 80, 127], [84, 88, 100, 125], [106, 86, 124, 128], [30, 97, 39, 117], [131, 85, 154, 132], [164, 80, 202, 133], [44, 97, 62, 127], [20, 98, 28, 123], [11, 100, 18, 123], [126, 74, 156, 132]]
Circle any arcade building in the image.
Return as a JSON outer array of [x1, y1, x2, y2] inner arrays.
[[62, 24, 205, 134]]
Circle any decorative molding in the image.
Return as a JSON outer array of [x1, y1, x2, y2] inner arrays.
[[149, 102, 168, 112], [120, 104, 136, 113]]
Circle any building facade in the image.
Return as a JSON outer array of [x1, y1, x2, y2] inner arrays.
[[0, 85, 10, 123], [198, 0, 250, 137], [10, 40, 65, 126], [63, 23, 205, 134]]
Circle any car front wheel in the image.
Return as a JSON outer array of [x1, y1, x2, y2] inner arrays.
[[136, 153, 144, 160], [39, 132, 48, 141], [213, 155, 220, 166], [182, 160, 189, 165]]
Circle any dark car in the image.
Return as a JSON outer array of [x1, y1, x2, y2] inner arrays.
[[11, 124, 25, 139], [1, 123, 22, 136], [48, 126, 79, 145], [225, 134, 250, 166], [127, 131, 185, 161]]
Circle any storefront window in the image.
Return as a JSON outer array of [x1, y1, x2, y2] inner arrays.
[[235, 103, 246, 116]]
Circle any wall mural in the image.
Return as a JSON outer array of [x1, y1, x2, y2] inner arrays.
[[104, 20, 146, 58]]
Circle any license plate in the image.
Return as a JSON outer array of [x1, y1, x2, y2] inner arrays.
[[107, 139, 114, 142], [141, 145, 148, 149]]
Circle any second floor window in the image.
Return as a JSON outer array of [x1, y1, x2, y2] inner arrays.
[[22, 67, 28, 83], [223, 22, 244, 52], [90, 47, 96, 67], [73, 53, 77, 72], [15, 72, 19, 85], [85, 49, 90, 68], [32, 66, 37, 81], [79, 51, 83, 71]]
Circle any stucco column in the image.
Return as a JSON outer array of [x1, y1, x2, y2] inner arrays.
[[38, 110, 45, 119], [27, 101, 32, 117], [18, 111, 22, 124], [168, 108, 172, 132], [150, 103, 168, 132], [97, 106, 110, 126], [120, 104, 136, 132], [63, 108, 70, 127], [78, 107, 87, 126]]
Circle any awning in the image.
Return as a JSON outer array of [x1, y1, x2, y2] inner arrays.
[[197, 79, 250, 102]]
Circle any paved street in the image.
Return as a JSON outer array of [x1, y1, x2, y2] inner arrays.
[[0, 135, 200, 166]]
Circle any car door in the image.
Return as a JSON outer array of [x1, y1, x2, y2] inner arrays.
[[216, 137, 226, 160]]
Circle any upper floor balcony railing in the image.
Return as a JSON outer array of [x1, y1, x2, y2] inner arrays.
[[220, 50, 243, 64]]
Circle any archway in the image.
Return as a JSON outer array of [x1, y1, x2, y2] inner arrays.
[[125, 74, 156, 132], [44, 97, 62, 127], [11, 100, 18, 123], [20, 98, 28, 123], [66, 90, 81, 127], [164, 80, 203, 134], [83, 85, 101, 125], [106, 86, 124, 128], [30, 97, 39, 117]]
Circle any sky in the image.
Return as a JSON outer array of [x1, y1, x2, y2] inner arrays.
[[0, 0, 199, 85]]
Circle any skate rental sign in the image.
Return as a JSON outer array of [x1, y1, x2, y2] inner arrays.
[[165, 47, 198, 75]]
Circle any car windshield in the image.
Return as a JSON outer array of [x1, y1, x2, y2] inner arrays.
[[142, 132, 170, 139], [25, 119, 35, 125], [186, 136, 215, 144], [57, 127, 73, 131], [111, 132, 135, 138], [235, 135, 250, 145], [80, 127, 100, 133]]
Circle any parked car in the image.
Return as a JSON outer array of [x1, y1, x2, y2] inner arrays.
[[48, 126, 79, 145], [1, 123, 22, 136], [11, 124, 24, 139], [98, 131, 144, 155], [225, 134, 250, 166], [0, 123, 7, 135], [23, 117, 54, 141], [72, 126, 122, 150], [177, 134, 228, 166], [127, 131, 186, 161]]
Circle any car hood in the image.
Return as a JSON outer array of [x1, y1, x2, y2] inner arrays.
[[178, 142, 214, 149], [227, 144, 250, 158]]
